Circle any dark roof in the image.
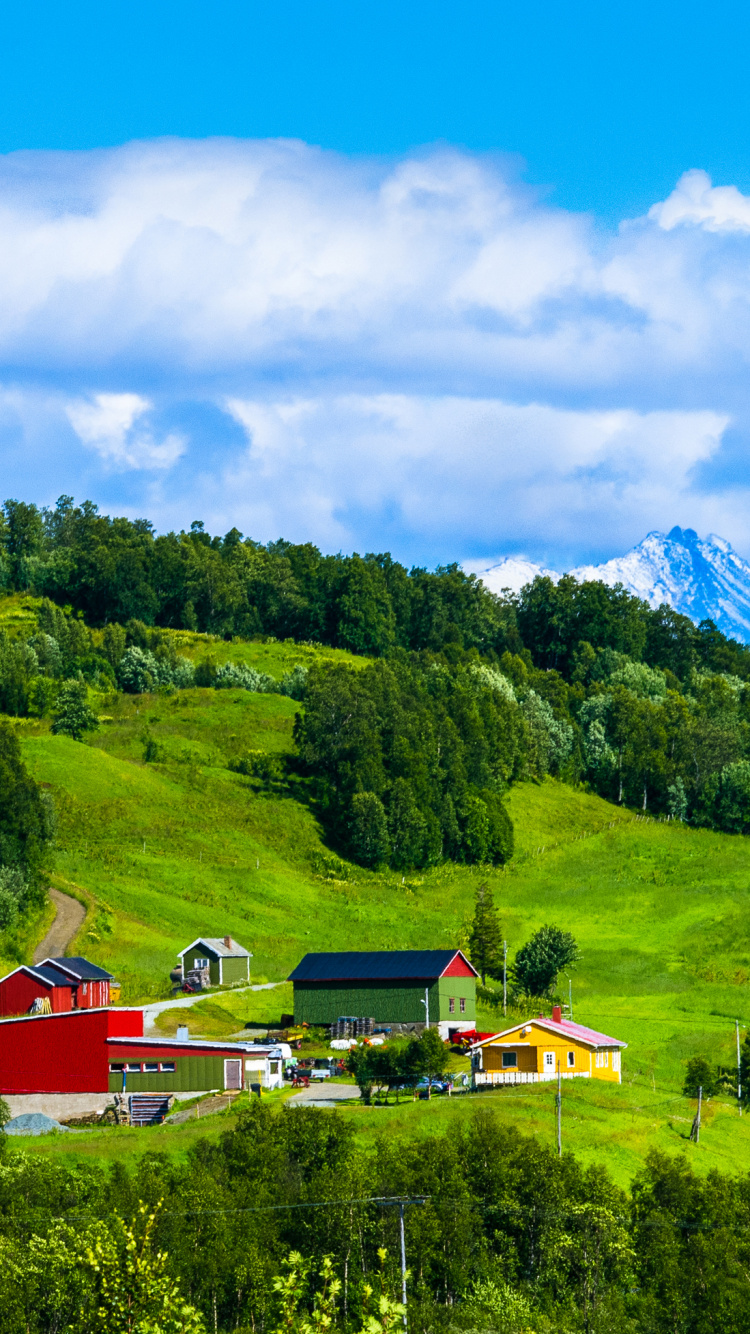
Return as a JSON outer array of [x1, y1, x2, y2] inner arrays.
[[288, 950, 477, 983], [44, 956, 114, 981], [29, 965, 76, 989]]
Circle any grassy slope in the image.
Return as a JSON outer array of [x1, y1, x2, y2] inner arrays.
[[5, 630, 750, 1182]]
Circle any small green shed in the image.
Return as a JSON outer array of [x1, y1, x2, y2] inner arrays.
[[288, 949, 478, 1035], [177, 936, 252, 987]]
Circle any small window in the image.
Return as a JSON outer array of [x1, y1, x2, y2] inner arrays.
[[502, 1051, 517, 1068], [109, 1063, 125, 1072], [449, 997, 455, 1013], [142, 1062, 159, 1073], [159, 1062, 176, 1073], [124, 1063, 141, 1072], [613, 1051, 620, 1072], [82, 982, 88, 995], [194, 958, 209, 970], [567, 1051, 575, 1068], [460, 997, 466, 1013]]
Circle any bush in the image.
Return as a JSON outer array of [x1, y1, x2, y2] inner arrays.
[[512, 925, 580, 999]]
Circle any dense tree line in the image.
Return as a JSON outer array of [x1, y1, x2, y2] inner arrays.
[[7, 495, 750, 854], [1, 1103, 750, 1333]]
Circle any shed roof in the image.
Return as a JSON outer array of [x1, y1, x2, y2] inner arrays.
[[177, 937, 252, 960], [472, 1015, 627, 1050], [0, 964, 77, 990], [42, 957, 114, 981], [288, 950, 478, 983]]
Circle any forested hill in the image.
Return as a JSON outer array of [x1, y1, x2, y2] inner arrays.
[[4, 495, 750, 861], [2, 494, 750, 672]]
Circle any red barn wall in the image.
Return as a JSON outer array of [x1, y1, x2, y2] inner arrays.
[[0, 971, 72, 1018], [0, 1008, 143, 1094]]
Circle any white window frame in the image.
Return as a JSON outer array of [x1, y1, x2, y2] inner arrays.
[[142, 1062, 159, 1073], [460, 997, 466, 1013], [567, 1051, 575, 1068], [194, 957, 209, 970], [159, 1061, 176, 1073], [612, 1051, 620, 1072], [449, 997, 455, 1013]]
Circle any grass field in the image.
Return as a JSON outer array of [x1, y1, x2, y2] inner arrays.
[[4, 626, 750, 1183]]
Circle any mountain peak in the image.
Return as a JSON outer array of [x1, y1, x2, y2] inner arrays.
[[473, 529, 750, 643]]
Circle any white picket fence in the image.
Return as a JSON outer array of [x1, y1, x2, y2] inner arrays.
[[473, 1069, 591, 1087]]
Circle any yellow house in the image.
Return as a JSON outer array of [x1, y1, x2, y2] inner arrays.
[[471, 1005, 627, 1087]]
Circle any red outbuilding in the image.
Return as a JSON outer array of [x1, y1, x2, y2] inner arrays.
[[0, 955, 114, 1017], [37, 956, 114, 1008], [0, 964, 77, 1016]]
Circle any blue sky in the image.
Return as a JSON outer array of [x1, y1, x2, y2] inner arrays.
[[1, 2, 750, 567]]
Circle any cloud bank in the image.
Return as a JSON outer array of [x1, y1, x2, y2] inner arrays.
[[0, 139, 749, 565]]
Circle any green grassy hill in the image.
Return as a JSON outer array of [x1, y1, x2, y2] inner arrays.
[[6, 632, 750, 1183]]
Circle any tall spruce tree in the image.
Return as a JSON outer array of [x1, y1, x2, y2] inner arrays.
[[468, 882, 503, 984]]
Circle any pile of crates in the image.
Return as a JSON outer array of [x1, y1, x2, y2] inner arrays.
[[329, 1016, 374, 1039]]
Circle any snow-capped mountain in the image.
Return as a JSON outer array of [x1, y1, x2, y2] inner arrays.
[[474, 528, 750, 643]]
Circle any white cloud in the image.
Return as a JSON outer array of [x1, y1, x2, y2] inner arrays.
[[223, 394, 731, 557], [0, 140, 747, 562], [66, 392, 185, 470], [649, 169, 750, 232]]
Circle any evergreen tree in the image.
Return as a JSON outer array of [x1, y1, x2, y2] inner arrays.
[[51, 680, 99, 742], [468, 882, 503, 983]]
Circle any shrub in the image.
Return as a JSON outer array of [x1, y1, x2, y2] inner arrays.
[[683, 1055, 718, 1097]]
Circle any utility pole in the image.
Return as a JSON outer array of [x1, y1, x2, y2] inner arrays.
[[378, 1196, 426, 1333], [690, 1086, 702, 1143], [399, 1201, 407, 1327], [731, 1019, 736, 1115], [420, 988, 429, 1028], [565, 975, 573, 1020], [503, 941, 507, 1017], [556, 1064, 562, 1157]]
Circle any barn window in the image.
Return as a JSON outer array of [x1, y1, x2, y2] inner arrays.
[[109, 1063, 125, 1072], [143, 1063, 159, 1073], [124, 1063, 141, 1072], [449, 997, 455, 1013], [567, 1051, 575, 1068], [502, 1051, 517, 1068], [460, 997, 466, 1013], [159, 1062, 176, 1073]]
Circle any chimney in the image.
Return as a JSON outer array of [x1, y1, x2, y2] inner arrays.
[[176, 1025, 189, 1042], [223, 935, 232, 949], [552, 1004, 562, 1024]]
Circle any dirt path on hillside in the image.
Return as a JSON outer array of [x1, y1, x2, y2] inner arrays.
[[33, 889, 86, 963]]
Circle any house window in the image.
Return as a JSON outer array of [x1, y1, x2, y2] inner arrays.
[[194, 958, 209, 970], [449, 997, 455, 1013], [502, 1051, 517, 1068], [159, 1062, 176, 1073], [613, 1051, 620, 1072], [460, 997, 466, 1013], [567, 1051, 575, 1068], [595, 1051, 609, 1069], [142, 1063, 159, 1073]]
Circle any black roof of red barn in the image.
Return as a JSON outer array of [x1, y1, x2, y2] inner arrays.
[[43, 957, 114, 981], [288, 950, 478, 983]]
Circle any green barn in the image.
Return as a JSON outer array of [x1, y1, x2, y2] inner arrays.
[[177, 936, 252, 988], [288, 949, 478, 1035]]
